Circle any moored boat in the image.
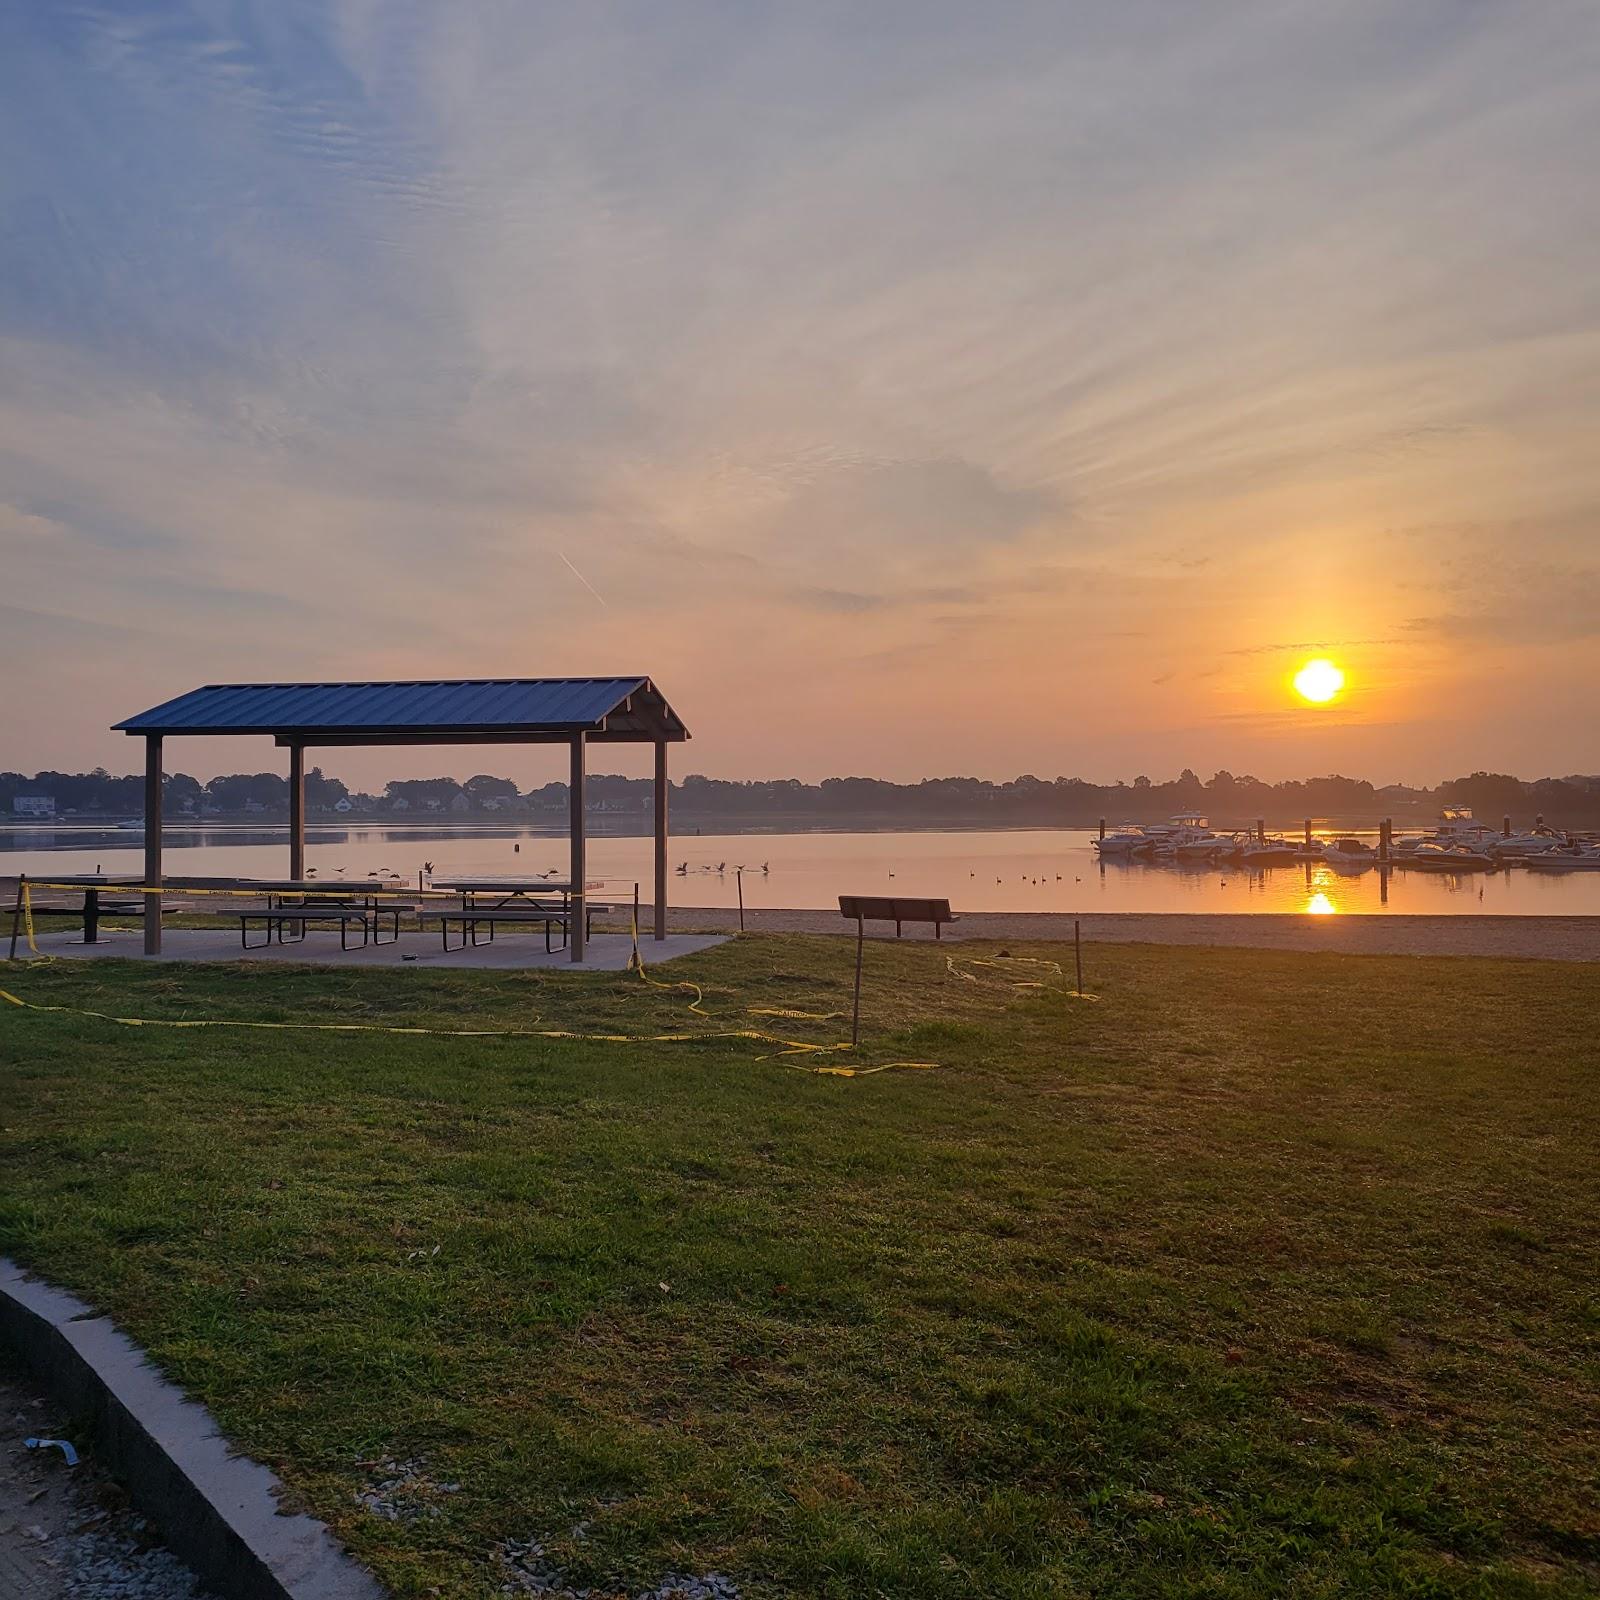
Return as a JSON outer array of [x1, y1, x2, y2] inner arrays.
[[1402, 840, 1496, 871], [1241, 837, 1301, 867], [1523, 845, 1600, 871], [1322, 837, 1378, 868], [1094, 825, 1152, 857]]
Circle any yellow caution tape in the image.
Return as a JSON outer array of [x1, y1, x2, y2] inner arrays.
[[0, 986, 931, 1077], [4, 891, 1079, 1073], [16, 880, 427, 898], [946, 952, 1099, 1000]]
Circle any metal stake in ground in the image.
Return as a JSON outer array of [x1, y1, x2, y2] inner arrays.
[[851, 913, 865, 1046], [736, 868, 745, 932], [1075, 919, 1083, 996]]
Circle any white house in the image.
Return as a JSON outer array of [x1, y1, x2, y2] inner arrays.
[[333, 797, 354, 814], [13, 795, 56, 818]]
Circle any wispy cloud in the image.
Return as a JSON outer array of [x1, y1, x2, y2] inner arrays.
[[2, 2, 1597, 782]]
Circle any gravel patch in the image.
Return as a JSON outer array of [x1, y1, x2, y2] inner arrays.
[[0, 1364, 216, 1600], [354, 1454, 459, 1522], [494, 1534, 740, 1599]]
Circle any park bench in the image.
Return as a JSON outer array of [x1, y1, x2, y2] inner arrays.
[[838, 893, 960, 1045], [837, 894, 958, 939]]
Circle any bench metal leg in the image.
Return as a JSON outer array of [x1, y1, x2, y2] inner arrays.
[[241, 918, 273, 950]]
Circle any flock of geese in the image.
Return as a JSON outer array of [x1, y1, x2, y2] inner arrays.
[[676, 861, 769, 876]]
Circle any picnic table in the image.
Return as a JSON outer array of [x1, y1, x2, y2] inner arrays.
[[424, 878, 611, 953], [8, 874, 151, 947]]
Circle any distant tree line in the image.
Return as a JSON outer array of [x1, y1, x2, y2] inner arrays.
[[5, 765, 1600, 826]]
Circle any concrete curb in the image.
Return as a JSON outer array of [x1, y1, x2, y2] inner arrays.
[[0, 1258, 387, 1600]]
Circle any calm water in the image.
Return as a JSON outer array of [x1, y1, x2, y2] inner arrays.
[[5, 824, 1599, 916]]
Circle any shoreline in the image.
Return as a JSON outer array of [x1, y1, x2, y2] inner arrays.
[[667, 907, 1600, 962]]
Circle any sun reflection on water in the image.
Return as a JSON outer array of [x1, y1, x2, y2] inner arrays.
[[1305, 891, 1337, 915]]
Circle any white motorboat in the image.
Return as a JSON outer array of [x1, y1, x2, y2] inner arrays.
[[1104, 814, 1216, 862], [1322, 837, 1378, 868], [1241, 837, 1301, 867], [1491, 830, 1565, 859], [1426, 807, 1502, 850], [1395, 807, 1507, 859], [1524, 845, 1600, 871], [1403, 840, 1497, 872], [1095, 825, 1154, 857]]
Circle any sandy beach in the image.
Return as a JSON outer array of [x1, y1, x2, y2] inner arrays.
[[668, 906, 1600, 962]]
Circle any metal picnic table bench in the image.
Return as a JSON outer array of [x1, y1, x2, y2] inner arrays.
[[421, 879, 615, 954], [237, 882, 418, 950]]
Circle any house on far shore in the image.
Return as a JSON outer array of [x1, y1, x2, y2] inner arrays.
[[12, 795, 56, 818], [333, 797, 354, 813]]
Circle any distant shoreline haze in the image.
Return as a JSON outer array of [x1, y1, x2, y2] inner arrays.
[[6, 767, 1600, 830]]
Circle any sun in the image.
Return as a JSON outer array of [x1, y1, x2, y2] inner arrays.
[[1293, 658, 1345, 705]]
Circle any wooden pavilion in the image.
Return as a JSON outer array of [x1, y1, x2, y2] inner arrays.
[[113, 678, 690, 962]]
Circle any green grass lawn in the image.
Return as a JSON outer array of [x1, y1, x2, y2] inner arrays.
[[1, 936, 1596, 1599]]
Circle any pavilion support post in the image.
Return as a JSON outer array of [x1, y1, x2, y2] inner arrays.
[[570, 732, 587, 963], [288, 743, 305, 881], [653, 740, 668, 941], [143, 734, 163, 955]]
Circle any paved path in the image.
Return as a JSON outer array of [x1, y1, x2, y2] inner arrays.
[[0, 1360, 213, 1599], [667, 907, 1600, 961]]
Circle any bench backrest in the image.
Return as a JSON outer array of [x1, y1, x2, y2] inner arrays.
[[838, 894, 953, 923]]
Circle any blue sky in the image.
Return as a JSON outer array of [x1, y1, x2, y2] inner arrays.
[[3, 1, 1598, 785]]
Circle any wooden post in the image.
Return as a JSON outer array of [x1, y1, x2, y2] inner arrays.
[[1256, 818, 1266, 843], [1098, 818, 1106, 842], [653, 739, 668, 941], [736, 868, 745, 932], [569, 733, 587, 963], [1379, 818, 1391, 863], [1303, 819, 1312, 850], [851, 914, 865, 1047], [143, 734, 163, 955], [288, 743, 305, 881], [1502, 814, 1512, 839], [8, 873, 26, 961]]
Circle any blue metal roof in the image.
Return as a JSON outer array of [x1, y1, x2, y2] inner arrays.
[[114, 678, 687, 740]]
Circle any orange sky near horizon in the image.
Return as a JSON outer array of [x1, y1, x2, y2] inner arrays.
[[4, 4, 1598, 789]]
